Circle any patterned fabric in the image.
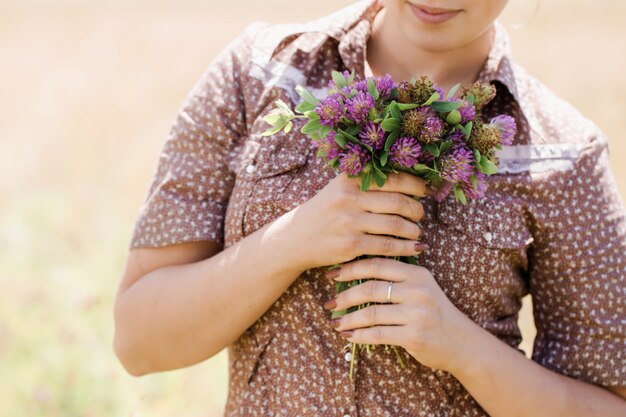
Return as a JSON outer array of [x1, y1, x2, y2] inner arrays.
[[128, 0, 626, 415]]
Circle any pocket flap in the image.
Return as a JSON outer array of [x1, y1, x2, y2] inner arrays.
[[436, 197, 533, 249], [237, 130, 311, 180]]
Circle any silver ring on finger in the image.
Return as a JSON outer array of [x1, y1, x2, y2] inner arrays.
[[386, 282, 393, 303]]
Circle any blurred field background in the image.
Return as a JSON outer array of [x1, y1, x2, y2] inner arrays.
[[0, 0, 624, 416]]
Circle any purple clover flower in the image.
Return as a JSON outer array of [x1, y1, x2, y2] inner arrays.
[[354, 80, 368, 93], [315, 131, 343, 160], [374, 74, 395, 98], [422, 108, 445, 143], [390, 136, 421, 168], [461, 171, 488, 200], [315, 94, 344, 127], [358, 122, 386, 150], [489, 115, 517, 145], [439, 145, 474, 184], [339, 142, 371, 176], [449, 97, 476, 125], [327, 70, 352, 90], [433, 84, 444, 99], [447, 130, 467, 146], [432, 181, 454, 203], [345, 91, 375, 124], [400, 106, 445, 144]]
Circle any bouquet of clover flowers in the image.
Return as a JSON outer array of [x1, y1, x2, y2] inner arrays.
[[262, 70, 516, 380]]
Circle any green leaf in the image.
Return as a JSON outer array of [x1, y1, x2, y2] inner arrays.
[[319, 124, 333, 139], [283, 121, 293, 133], [470, 174, 478, 191], [367, 78, 380, 101], [380, 117, 400, 132], [303, 110, 320, 120], [464, 121, 473, 139], [396, 103, 419, 111], [430, 101, 463, 113], [384, 129, 400, 151], [422, 92, 440, 106], [333, 132, 348, 148], [390, 101, 401, 120], [372, 163, 387, 179], [301, 118, 322, 134], [260, 124, 283, 137], [339, 128, 373, 152], [381, 104, 391, 119], [262, 113, 282, 125], [439, 140, 452, 154], [295, 100, 316, 113], [466, 94, 475, 105], [426, 143, 440, 157], [275, 99, 295, 115], [453, 184, 467, 205], [343, 125, 361, 136], [295, 85, 319, 105], [372, 171, 386, 188], [473, 148, 481, 161], [331, 70, 348, 89], [380, 151, 389, 166], [478, 156, 498, 174], [446, 109, 462, 125], [360, 172, 373, 191], [347, 69, 356, 85], [446, 83, 461, 99], [412, 163, 432, 173]]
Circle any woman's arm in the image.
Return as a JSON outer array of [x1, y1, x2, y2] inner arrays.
[[323, 257, 626, 417], [113, 211, 307, 376], [448, 312, 626, 417], [114, 172, 429, 376]]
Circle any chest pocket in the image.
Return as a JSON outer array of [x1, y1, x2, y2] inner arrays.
[[436, 195, 533, 250], [236, 129, 312, 237]]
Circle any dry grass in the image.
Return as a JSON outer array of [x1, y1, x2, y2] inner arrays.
[[0, 1, 624, 416]]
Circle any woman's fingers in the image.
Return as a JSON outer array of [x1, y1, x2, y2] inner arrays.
[[330, 303, 413, 331], [352, 234, 429, 258], [326, 256, 432, 284], [357, 212, 423, 241], [337, 324, 408, 347], [357, 171, 433, 199], [329, 257, 412, 283], [355, 190, 425, 223]]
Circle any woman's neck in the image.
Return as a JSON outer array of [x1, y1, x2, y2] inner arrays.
[[366, 8, 494, 95]]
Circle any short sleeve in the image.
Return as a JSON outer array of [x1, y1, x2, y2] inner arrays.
[[128, 23, 264, 250], [528, 133, 626, 386]]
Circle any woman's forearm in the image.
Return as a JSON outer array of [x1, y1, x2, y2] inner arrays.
[[114, 210, 307, 376], [448, 315, 626, 417]]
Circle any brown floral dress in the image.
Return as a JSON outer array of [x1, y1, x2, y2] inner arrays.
[[128, 0, 626, 415]]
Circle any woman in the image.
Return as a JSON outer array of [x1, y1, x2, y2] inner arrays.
[[113, 0, 626, 415]]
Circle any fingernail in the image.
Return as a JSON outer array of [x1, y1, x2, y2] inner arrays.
[[415, 242, 430, 252], [323, 298, 337, 310], [339, 330, 353, 338], [325, 268, 341, 280], [425, 185, 436, 196], [329, 318, 341, 329], [418, 228, 424, 238]]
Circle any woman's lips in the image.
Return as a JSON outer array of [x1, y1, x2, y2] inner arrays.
[[408, 2, 462, 25]]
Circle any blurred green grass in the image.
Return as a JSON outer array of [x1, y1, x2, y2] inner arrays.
[[0, 1, 624, 416]]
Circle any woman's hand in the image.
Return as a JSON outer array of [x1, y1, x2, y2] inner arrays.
[[287, 171, 432, 271], [322, 256, 472, 373]]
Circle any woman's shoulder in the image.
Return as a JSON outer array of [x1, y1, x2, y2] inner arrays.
[[509, 60, 605, 148]]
